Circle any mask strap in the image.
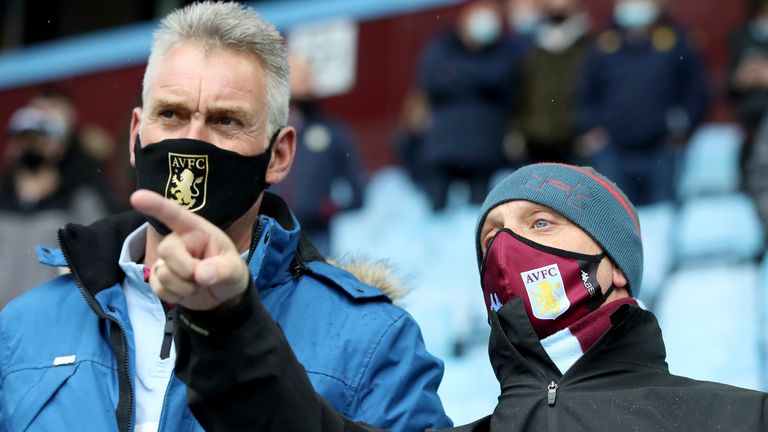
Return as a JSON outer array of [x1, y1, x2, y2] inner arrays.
[[266, 127, 282, 151], [599, 283, 617, 304], [262, 127, 283, 189], [593, 252, 616, 304]]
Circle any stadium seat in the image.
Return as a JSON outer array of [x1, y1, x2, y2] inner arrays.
[[656, 262, 763, 391], [674, 193, 764, 263], [677, 123, 743, 199]]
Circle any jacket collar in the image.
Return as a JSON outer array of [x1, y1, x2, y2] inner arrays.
[[488, 298, 668, 384], [56, 192, 300, 299], [247, 192, 300, 291]]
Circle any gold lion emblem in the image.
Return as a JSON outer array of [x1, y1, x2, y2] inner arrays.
[[170, 168, 203, 209], [165, 153, 208, 211], [531, 279, 564, 317]]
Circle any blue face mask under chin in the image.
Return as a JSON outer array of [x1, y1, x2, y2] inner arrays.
[[614, 1, 659, 29], [466, 9, 502, 46]]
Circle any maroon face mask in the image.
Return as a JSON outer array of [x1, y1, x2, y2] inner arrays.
[[480, 229, 615, 339]]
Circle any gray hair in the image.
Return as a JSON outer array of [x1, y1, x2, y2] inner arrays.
[[142, 1, 289, 141]]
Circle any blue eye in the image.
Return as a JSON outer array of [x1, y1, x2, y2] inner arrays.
[[160, 110, 174, 118], [534, 220, 550, 229]]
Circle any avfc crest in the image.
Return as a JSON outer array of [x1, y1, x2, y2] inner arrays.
[[165, 153, 208, 212], [520, 264, 569, 320]]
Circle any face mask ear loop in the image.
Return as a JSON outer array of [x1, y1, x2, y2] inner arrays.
[[599, 283, 617, 304], [267, 127, 282, 151], [262, 127, 283, 189], [594, 251, 617, 305]]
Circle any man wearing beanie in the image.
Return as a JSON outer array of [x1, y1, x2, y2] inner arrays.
[[129, 163, 766, 430]]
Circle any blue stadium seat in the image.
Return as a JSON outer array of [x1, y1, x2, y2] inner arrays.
[[637, 203, 676, 308], [677, 123, 743, 199], [656, 263, 763, 391], [674, 193, 764, 263], [757, 257, 768, 389]]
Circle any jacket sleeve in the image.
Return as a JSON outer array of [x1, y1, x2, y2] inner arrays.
[[347, 312, 453, 431], [173, 282, 386, 432]]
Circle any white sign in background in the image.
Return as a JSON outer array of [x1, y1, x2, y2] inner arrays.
[[287, 19, 359, 98]]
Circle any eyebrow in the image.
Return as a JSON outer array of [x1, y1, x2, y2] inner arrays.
[[152, 99, 190, 113], [152, 99, 254, 122], [205, 106, 252, 121]]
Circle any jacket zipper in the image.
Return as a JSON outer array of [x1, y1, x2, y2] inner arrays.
[[547, 381, 558, 405], [490, 312, 559, 407], [159, 307, 176, 360], [245, 219, 263, 265], [291, 244, 309, 279], [57, 232, 135, 432]]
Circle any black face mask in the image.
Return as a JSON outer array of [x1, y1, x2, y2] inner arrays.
[[547, 13, 568, 25], [18, 149, 48, 171], [133, 129, 280, 235]]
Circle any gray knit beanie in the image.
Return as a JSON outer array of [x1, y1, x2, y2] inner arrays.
[[475, 163, 643, 296]]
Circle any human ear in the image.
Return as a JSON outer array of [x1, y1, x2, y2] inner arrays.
[[265, 126, 296, 185], [611, 266, 628, 289], [129, 107, 142, 167]]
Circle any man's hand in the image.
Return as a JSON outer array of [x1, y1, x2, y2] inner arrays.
[[130, 189, 250, 310]]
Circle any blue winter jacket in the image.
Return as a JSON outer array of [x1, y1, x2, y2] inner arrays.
[[0, 193, 451, 432]]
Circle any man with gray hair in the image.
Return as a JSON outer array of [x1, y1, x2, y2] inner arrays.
[[0, 3, 451, 431]]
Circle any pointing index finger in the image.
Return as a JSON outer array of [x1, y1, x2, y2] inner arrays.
[[130, 189, 211, 235]]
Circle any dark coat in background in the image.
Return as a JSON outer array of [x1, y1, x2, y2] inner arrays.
[[271, 108, 365, 234], [515, 29, 590, 162], [419, 31, 522, 170], [577, 20, 707, 149]]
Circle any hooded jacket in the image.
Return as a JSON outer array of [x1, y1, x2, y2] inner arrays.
[[171, 289, 768, 431], [0, 193, 450, 432]]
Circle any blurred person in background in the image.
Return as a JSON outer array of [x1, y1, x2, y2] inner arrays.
[[506, 0, 543, 40], [0, 3, 451, 431], [271, 55, 366, 255], [577, 0, 708, 206], [28, 86, 127, 213], [418, 0, 523, 211], [394, 90, 432, 189], [149, 162, 768, 431], [0, 105, 111, 307], [728, 0, 768, 178], [510, 0, 591, 164]]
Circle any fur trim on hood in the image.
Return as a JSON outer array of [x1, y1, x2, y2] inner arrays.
[[329, 257, 406, 303]]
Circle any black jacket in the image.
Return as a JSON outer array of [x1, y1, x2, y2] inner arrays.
[[175, 293, 768, 431]]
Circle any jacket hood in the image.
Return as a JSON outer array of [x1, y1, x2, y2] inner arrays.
[[328, 258, 405, 303]]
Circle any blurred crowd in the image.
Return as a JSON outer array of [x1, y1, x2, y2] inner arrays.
[[3, 0, 768, 307], [399, 0, 709, 210]]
